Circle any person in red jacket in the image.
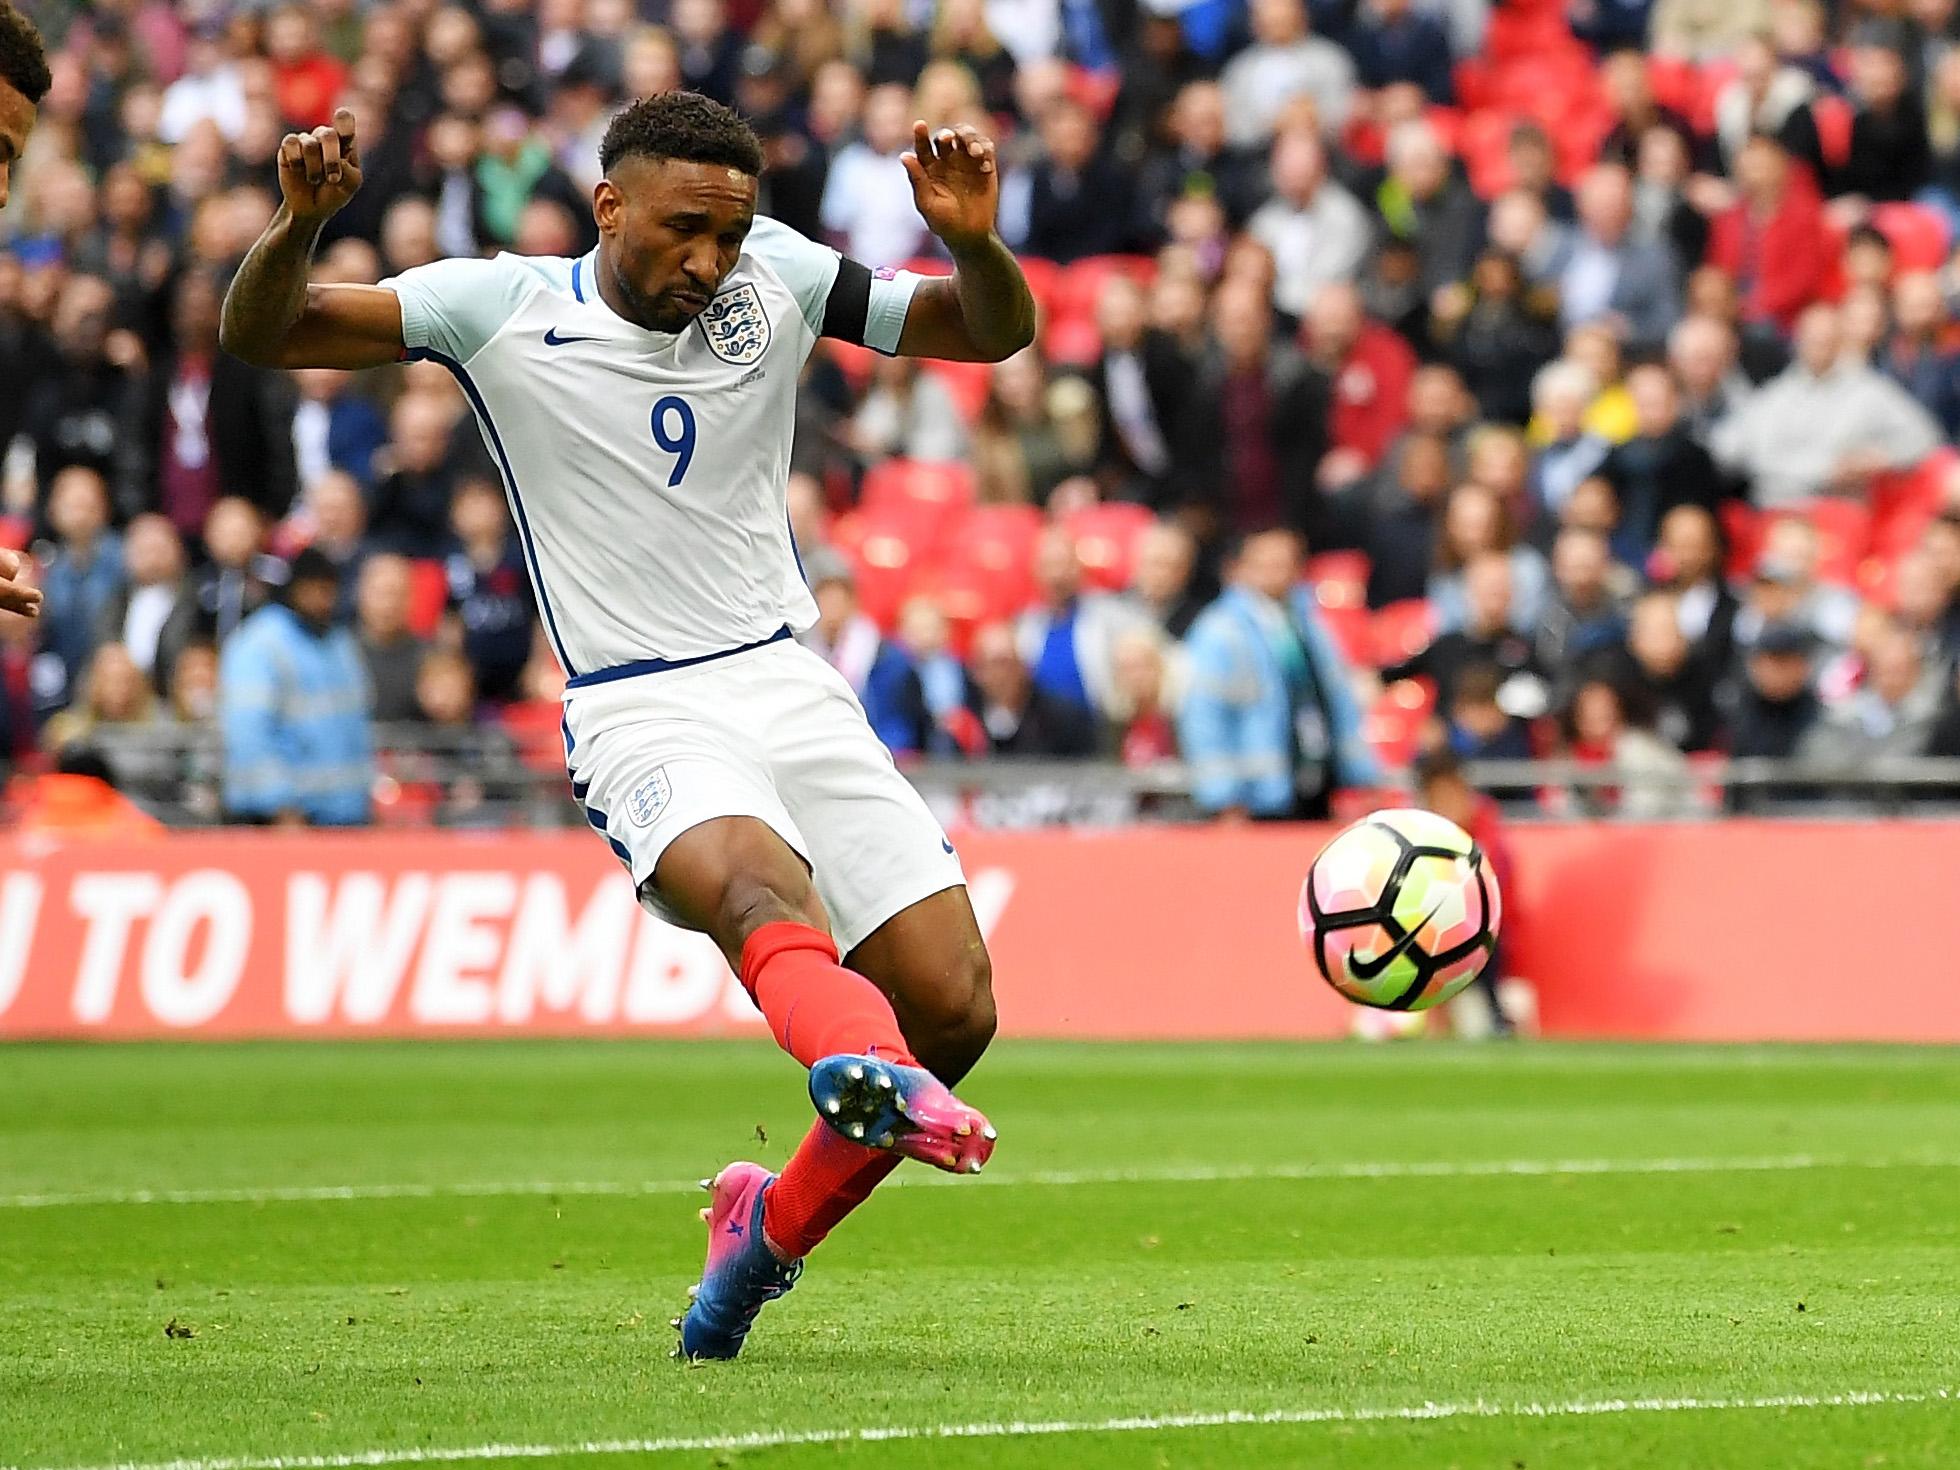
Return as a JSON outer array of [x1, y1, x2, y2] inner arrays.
[[1706, 135, 1835, 334], [264, 5, 347, 131], [1303, 280, 1417, 485]]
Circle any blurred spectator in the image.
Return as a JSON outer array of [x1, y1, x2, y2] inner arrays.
[[370, 393, 465, 557], [804, 555, 928, 755], [291, 368, 389, 492], [1648, 0, 1767, 68], [1564, 676, 1694, 818], [1386, 553, 1545, 713], [1438, 660, 1534, 760], [147, 270, 299, 534], [1105, 629, 1180, 765], [892, 596, 971, 756], [1837, 30, 1930, 203], [1631, 124, 1709, 269], [1375, 118, 1484, 295], [264, 4, 348, 130], [25, 274, 148, 526], [1563, 167, 1680, 351], [472, 106, 590, 252], [1878, 273, 1960, 437], [1086, 277, 1191, 505], [1173, 279, 1331, 543], [1706, 135, 1833, 335], [1714, 35, 1824, 176], [1668, 313, 1754, 443], [963, 621, 1097, 756], [1431, 249, 1561, 426], [850, 0, 928, 88], [1429, 482, 1551, 632], [1799, 620, 1946, 764], [443, 477, 534, 703], [41, 642, 157, 753], [36, 466, 125, 711], [849, 354, 970, 465], [973, 350, 1082, 505], [299, 471, 372, 619], [1130, 521, 1207, 638], [1180, 526, 1379, 818], [1248, 130, 1373, 320], [1365, 431, 1453, 605], [94, 512, 188, 685], [183, 497, 280, 648], [1713, 304, 1942, 508], [1220, 0, 1356, 145], [1350, 0, 1455, 101], [1304, 282, 1417, 482], [1615, 588, 1723, 751], [1746, 515, 1861, 647], [1536, 527, 1631, 681], [1018, 96, 1138, 264], [356, 553, 428, 725], [820, 82, 927, 268], [10, 745, 165, 837], [1527, 359, 1611, 523], [928, 0, 1017, 120], [169, 640, 220, 728], [408, 647, 524, 825], [1599, 362, 1726, 563], [1137, 82, 1267, 236], [158, 24, 246, 145], [1016, 527, 1150, 717], [1840, 283, 1890, 364], [1728, 618, 1823, 774], [218, 548, 373, 826], [1487, 188, 1573, 290]]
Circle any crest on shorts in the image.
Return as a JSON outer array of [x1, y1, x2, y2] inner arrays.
[[698, 283, 771, 365], [628, 767, 672, 827]]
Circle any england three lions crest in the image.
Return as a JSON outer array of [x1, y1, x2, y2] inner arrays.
[[699, 283, 771, 365]]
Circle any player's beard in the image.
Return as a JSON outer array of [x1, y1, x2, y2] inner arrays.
[[604, 253, 709, 334]]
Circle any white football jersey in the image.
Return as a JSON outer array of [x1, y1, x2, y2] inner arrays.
[[382, 218, 920, 687]]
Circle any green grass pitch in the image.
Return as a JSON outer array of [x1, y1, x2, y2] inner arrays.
[[3, 1039, 1958, 1469]]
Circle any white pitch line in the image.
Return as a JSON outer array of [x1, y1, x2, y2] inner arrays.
[[7, 1389, 1946, 1470], [3, 1153, 1959, 1211]]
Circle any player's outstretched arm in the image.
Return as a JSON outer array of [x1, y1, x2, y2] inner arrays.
[[220, 108, 405, 370], [896, 122, 1037, 363]]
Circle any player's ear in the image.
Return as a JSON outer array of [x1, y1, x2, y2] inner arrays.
[[593, 178, 621, 234]]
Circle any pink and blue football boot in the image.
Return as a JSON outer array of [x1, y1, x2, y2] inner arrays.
[[674, 1163, 801, 1361], [808, 1052, 997, 1174]]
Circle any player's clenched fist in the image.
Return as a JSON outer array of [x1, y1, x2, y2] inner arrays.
[[0, 547, 42, 619], [277, 107, 363, 222], [902, 121, 1001, 251]]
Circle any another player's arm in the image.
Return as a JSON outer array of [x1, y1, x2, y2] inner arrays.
[[220, 109, 406, 371], [894, 122, 1036, 364]]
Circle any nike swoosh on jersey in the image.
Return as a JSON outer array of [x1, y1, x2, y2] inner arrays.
[[543, 328, 603, 346], [1346, 900, 1447, 981]]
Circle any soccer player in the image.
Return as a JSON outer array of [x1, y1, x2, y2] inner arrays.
[[0, 3, 51, 619], [221, 92, 1036, 1360]]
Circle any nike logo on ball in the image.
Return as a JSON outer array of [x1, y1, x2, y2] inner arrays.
[[1348, 900, 1446, 981], [544, 328, 602, 346]]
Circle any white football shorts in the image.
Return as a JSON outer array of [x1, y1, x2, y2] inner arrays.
[[560, 635, 966, 955]]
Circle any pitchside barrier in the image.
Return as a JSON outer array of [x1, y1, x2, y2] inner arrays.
[[2, 822, 1956, 1042]]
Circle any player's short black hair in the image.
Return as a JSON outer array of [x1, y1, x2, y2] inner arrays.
[[599, 91, 763, 178], [0, 4, 51, 105]]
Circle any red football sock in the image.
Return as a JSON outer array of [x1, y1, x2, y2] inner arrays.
[[763, 1118, 901, 1259], [739, 921, 916, 1071]]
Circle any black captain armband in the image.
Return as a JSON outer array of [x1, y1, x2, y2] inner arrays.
[[821, 257, 874, 346]]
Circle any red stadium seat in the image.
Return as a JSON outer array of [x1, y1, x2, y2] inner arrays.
[[922, 359, 992, 423], [1016, 257, 1063, 320], [1786, 500, 1872, 586], [406, 559, 449, 639], [1371, 599, 1437, 667], [941, 502, 1045, 617], [1720, 502, 1764, 582], [1871, 202, 1952, 272], [1872, 448, 1958, 555], [1051, 254, 1157, 325], [1458, 110, 1519, 198], [1364, 678, 1437, 767], [1646, 56, 1701, 122], [0, 515, 27, 551], [1064, 501, 1157, 591], [838, 505, 934, 628], [1043, 315, 1103, 366], [860, 459, 976, 551], [1305, 550, 1370, 608], [1315, 601, 1374, 667], [824, 339, 878, 390]]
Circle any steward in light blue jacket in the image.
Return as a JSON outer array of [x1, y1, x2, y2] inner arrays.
[[218, 550, 373, 825], [1179, 531, 1381, 819]]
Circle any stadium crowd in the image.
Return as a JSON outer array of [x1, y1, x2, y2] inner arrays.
[[5, 0, 1960, 826]]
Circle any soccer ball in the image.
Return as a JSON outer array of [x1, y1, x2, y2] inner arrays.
[[1298, 808, 1501, 1012]]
